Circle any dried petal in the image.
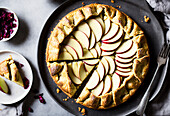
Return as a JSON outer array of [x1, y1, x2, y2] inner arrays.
[[28, 107, 33, 113]]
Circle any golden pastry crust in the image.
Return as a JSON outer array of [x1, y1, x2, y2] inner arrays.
[[0, 57, 24, 87], [56, 62, 77, 98], [46, 3, 150, 109], [0, 60, 10, 80]]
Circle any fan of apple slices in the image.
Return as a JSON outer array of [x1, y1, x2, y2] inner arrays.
[[46, 3, 150, 110], [49, 17, 139, 105]]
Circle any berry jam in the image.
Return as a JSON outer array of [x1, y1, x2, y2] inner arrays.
[[23, 76, 29, 89], [0, 9, 17, 40]]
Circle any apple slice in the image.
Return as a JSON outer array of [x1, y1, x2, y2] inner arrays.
[[97, 62, 105, 81], [102, 75, 112, 95], [81, 49, 94, 59], [115, 60, 133, 68], [94, 43, 101, 58], [60, 47, 67, 52], [101, 39, 122, 52], [117, 67, 131, 73], [65, 45, 78, 59], [83, 59, 100, 66], [102, 28, 124, 44], [101, 57, 109, 75], [86, 70, 100, 89], [63, 36, 83, 57], [77, 22, 91, 38], [78, 62, 88, 81], [95, 17, 105, 33], [116, 40, 133, 54], [104, 56, 115, 74], [117, 42, 137, 59], [73, 30, 89, 49], [0, 77, 9, 94], [87, 19, 103, 42], [90, 48, 98, 58], [58, 51, 73, 60], [68, 64, 82, 84], [92, 81, 104, 96], [104, 18, 111, 35], [102, 23, 119, 41], [112, 73, 121, 91], [101, 50, 115, 56], [115, 55, 136, 64], [115, 70, 132, 77], [72, 62, 79, 78], [84, 63, 95, 73], [89, 31, 96, 49]]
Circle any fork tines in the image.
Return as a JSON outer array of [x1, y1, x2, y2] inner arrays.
[[159, 43, 170, 58]]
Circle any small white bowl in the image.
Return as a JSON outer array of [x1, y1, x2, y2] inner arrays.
[[0, 7, 19, 42]]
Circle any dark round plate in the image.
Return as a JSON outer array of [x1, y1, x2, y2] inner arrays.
[[38, 0, 165, 115]]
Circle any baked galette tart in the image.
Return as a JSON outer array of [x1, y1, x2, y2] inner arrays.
[[0, 56, 24, 87], [46, 3, 150, 109]]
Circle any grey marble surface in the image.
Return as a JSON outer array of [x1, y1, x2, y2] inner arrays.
[[0, 0, 73, 116]]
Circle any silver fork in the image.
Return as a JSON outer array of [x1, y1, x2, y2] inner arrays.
[[136, 43, 170, 116]]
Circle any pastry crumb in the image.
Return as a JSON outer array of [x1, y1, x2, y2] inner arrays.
[[111, 0, 114, 3], [74, 99, 77, 101], [0, 109, 1, 111], [116, 5, 121, 8], [141, 20, 143, 22], [81, 108, 86, 115], [71, 101, 73, 103], [65, 98, 68, 101], [82, 2, 85, 6], [144, 16, 150, 22], [56, 88, 60, 93], [78, 107, 81, 112]]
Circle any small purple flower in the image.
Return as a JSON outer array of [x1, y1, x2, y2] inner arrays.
[[28, 107, 33, 113], [34, 93, 46, 104]]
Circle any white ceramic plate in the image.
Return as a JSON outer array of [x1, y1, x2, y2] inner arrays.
[[0, 50, 33, 104]]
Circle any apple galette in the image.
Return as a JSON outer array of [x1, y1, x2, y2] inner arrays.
[[0, 56, 24, 87], [46, 4, 150, 109]]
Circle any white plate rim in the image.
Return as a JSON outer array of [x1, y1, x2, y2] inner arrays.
[[0, 50, 33, 104]]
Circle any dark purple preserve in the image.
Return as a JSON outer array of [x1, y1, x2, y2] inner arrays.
[[23, 76, 29, 89], [0, 9, 17, 40]]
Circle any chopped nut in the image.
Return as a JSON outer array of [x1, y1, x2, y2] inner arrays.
[[111, 0, 114, 3], [81, 108, 86, 115], [116, 5, 121, 8], [144, 16, 150, 23], [56, 88, 60, 93], [78, 107, 81, 112], [82, 2, 85, 6]]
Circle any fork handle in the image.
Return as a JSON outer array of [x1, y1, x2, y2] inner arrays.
[[136, 64, 161, 115]]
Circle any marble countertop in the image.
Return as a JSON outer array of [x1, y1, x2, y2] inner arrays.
[[1, 0, 170, 116], [0, 0, 73, 115]]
